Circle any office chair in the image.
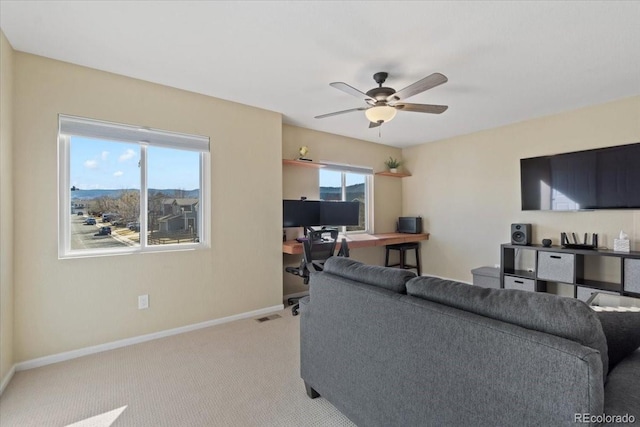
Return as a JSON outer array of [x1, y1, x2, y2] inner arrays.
[[285, 228, 348, 316]]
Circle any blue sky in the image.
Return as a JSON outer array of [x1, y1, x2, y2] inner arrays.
[[319, 169, 365, 188], [70, 137, 199, 190]]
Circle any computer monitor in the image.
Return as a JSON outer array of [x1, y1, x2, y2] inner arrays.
[[282, 200, 320, 228], [283, 199, 361, 229], [319, 201, 360, 226]]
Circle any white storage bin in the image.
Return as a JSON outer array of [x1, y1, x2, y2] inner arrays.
[[471, 266, 501, 289], [576, 286, 619, 302], [504, 276, 536, 292], [537, 251, 574, 283], [624, 259, 640, 293]]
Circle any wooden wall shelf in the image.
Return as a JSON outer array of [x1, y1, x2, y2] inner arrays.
[[282, 159, 325, 168], [375, 171, 411, 178], [283, 232, 429, 255]]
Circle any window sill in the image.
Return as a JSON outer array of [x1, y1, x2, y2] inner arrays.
[[59, 243, 208, 260]]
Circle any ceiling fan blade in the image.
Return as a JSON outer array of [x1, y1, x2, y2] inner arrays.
[[369, 121, 382, 128], [330, 82, 376, 104], [315, 107, 368, 119], [394, 103, 448, 114], [387, 73, 448, 103]]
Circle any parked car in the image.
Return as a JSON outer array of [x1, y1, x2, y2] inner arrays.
[[102, 213, 117, 222], [111, 218, 125, 227], [84, 218, 96, 225], [94, 226, 112, 236], [77, 211, 84, 216], [127, 222, 140, 231]]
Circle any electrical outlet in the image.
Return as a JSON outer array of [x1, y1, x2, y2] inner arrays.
[[138, 294, 149, 310]]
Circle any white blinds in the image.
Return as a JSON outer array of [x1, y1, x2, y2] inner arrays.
[[320, 161, 373, 175], [59, 114, 209, 152]]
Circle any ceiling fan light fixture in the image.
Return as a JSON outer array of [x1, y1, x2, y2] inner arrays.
[[365, 105, 397, 124], [317, 72, 448, 127]]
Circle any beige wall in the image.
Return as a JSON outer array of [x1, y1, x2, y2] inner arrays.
[[0, 31, 15, 382], [282, 125, 405, 295], [12, 53, 283, 362], [6, 43, 636, 367], [403, 96, 640, 285]]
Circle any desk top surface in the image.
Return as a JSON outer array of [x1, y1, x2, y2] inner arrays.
[[282, 232, 429, 255]]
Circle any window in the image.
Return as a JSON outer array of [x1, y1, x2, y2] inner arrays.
[[58, 115, 210, 258], [319, 163, 373, 233]]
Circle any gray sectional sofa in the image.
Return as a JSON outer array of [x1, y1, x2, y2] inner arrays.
[[299, 257, 640, 426]]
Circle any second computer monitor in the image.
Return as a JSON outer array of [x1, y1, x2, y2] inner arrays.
[[319, 201, 360, 226]]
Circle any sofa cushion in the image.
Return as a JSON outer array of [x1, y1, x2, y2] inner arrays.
[[597, 311, 640, 372], [322, 257, 416, 293], [604, 349, 640, 420], [406, 276, 609, 378]]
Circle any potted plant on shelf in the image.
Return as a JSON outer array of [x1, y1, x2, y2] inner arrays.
[[384, 157, 402, 173]]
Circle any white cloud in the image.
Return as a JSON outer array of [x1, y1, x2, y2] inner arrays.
[[119, 149, 136, 162], [101, 151, 109, 161], [113, 171, 124, 177], [84, 160, 98, 169]]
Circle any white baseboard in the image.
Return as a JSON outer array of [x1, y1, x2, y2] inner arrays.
[[15, 304, 284, 372], [0, 364, 16, 396]]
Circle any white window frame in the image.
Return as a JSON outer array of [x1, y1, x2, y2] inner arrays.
[[319, 162, 374, 234], [58, 115, 210, 259]]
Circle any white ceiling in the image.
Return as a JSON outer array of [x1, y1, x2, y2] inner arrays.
[[2, 1, 639, 148]]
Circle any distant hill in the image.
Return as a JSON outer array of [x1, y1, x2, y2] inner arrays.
[[71, 189, 199, 200], [320, 183, 364, 201]]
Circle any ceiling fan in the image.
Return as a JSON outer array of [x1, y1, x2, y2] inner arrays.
[[315, 71, 448, 128]]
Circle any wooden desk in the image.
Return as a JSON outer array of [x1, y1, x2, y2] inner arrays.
[[282, 232, 429, 255]]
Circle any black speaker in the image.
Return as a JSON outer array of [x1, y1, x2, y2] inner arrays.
[[511, 223, 531, 245]]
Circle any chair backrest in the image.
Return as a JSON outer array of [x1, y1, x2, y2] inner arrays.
[[303, 228, 339, 271]]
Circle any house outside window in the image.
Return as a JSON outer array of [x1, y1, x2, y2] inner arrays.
[[58, 115, 210, 258], [319, 163, 373, 233]]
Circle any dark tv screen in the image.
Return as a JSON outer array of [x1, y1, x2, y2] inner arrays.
[[520, 142, 640, 211], [319, 201, 360, 226]]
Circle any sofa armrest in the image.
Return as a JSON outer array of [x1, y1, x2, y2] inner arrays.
[[604, 349, 640, 422]]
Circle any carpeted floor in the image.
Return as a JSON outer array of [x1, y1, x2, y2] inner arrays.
[[0, 308, 355, 427]]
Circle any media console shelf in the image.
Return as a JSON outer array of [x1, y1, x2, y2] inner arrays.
[[500, 243, 640, 301]]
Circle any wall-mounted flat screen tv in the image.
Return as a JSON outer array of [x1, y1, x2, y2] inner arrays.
[[521, 142, 640, 211]]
